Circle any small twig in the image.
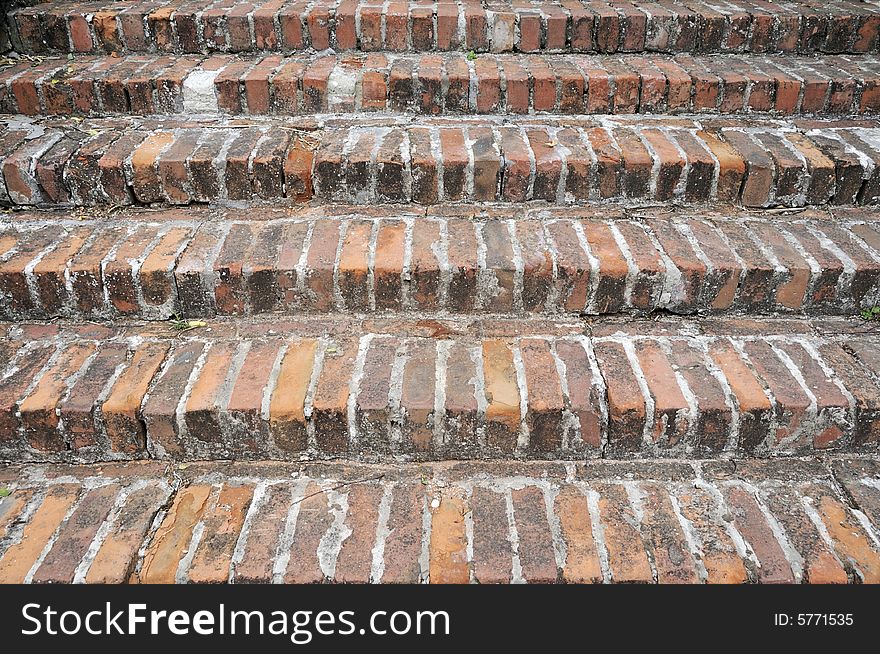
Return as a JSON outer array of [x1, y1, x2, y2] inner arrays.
[[291, 474, 386, 506]]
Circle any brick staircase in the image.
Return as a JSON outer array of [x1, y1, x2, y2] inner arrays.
[[1, 1, 880, 584]]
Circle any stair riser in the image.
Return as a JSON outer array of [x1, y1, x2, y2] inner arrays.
[[4, 53, 880, 118], [0, 16, 9, 54], [4, 118, 880, 209], [2, 324, 880, 463], [4, 214, 880, 321], [9, 1, 880, 57]]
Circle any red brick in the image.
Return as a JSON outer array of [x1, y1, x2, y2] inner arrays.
[[520, 338, 565, 453], [429, 487, 469, 584], [188, 484, 254, 584], [400, 339, 436, 452], [482, 339, 521, 453], [269, 339, 318, 453], [20, 343, 95, 451], [722, 484, 795, 584], [32, 484, 120, 584], [312, 338, 358, 454], [335, 482, 384, 583], [102, 341, 169, 453], [595, 483, 652, 583], [593, 341, 644, 453], [284, 482, 332, 583], [634, 339, 690, 447]]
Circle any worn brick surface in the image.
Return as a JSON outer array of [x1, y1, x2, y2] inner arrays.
[[5, 0, 880, 592], [0, 458, 878, 584], [12, 316, 855, 460], [12, 2, 880, 56], [6, 53, 880, 118], [3, 119, 880, 209]]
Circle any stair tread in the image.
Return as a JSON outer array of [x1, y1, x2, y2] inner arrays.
[[3, 51, 880, 118], [4, 114, 880, 208], [10, 0, 880, 56], [1, 456, 879, 583], [1, 314, 879, 462], [2, 205, 880, 320]]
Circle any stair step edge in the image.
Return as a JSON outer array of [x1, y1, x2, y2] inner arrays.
[[1, 316, 879, 462]]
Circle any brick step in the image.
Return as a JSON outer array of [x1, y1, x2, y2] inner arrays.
[[9, 1, 880, 57], [5, 52, 880, 118], [4, 206, 880, 321], [5, 115, 880, 209], [2, 315, 880, 463], [2, 457, 879, 583]]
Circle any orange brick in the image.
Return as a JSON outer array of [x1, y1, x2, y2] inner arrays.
[[102, 341, 170, 453], [555, 485, 603, 583], [675, 484, 749, 584], [806, 486, 880, 583], [482, 340, 521, 453], [269, 339, 318, 452], [595, 483, 653, 583], [0, 485, 80, 583], [429, 488, 469, 584], [19, 342, 95, 451], [188, 484, 254, 584], [130, 132, 175, 203], [86, 484, 170, 584], [137, 484, 213, 584]]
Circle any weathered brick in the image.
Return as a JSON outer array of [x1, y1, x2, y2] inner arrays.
[[232, 482, 291, 583], [634, 339, 690, 447], [802, 484, 880, 583], [0, 344, 55, 443], [32, 484, 120, 584], [400, 339, 436, 452], [429, 487, 469, 584], [595, 483, 652, 583], [554, 485, 602, 583], [760, 485, 848, 584], [284, 482, 332, 583], [674, 483, 748, 583], [637, 483, 700, 583], [185, 341, 237, 450], [20, 342, 95, 451], [511, 486, 557, 583], [188, 484, 253, 584], [593, 341, 644, 453], [721, 484, 795, 584], [312, 338, 357, 454], [334, 482, 384, 583], [102, 341, 169, 453], [482, 340, 521, 453], [470, 486, 511, 583], [708, 339, 772, 452], [520, 339, 565, 453], [0, 484, 80, 583], [225, 340, 282, 453], [138, 484, 213, 584], [380, 482, 425, 583]]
